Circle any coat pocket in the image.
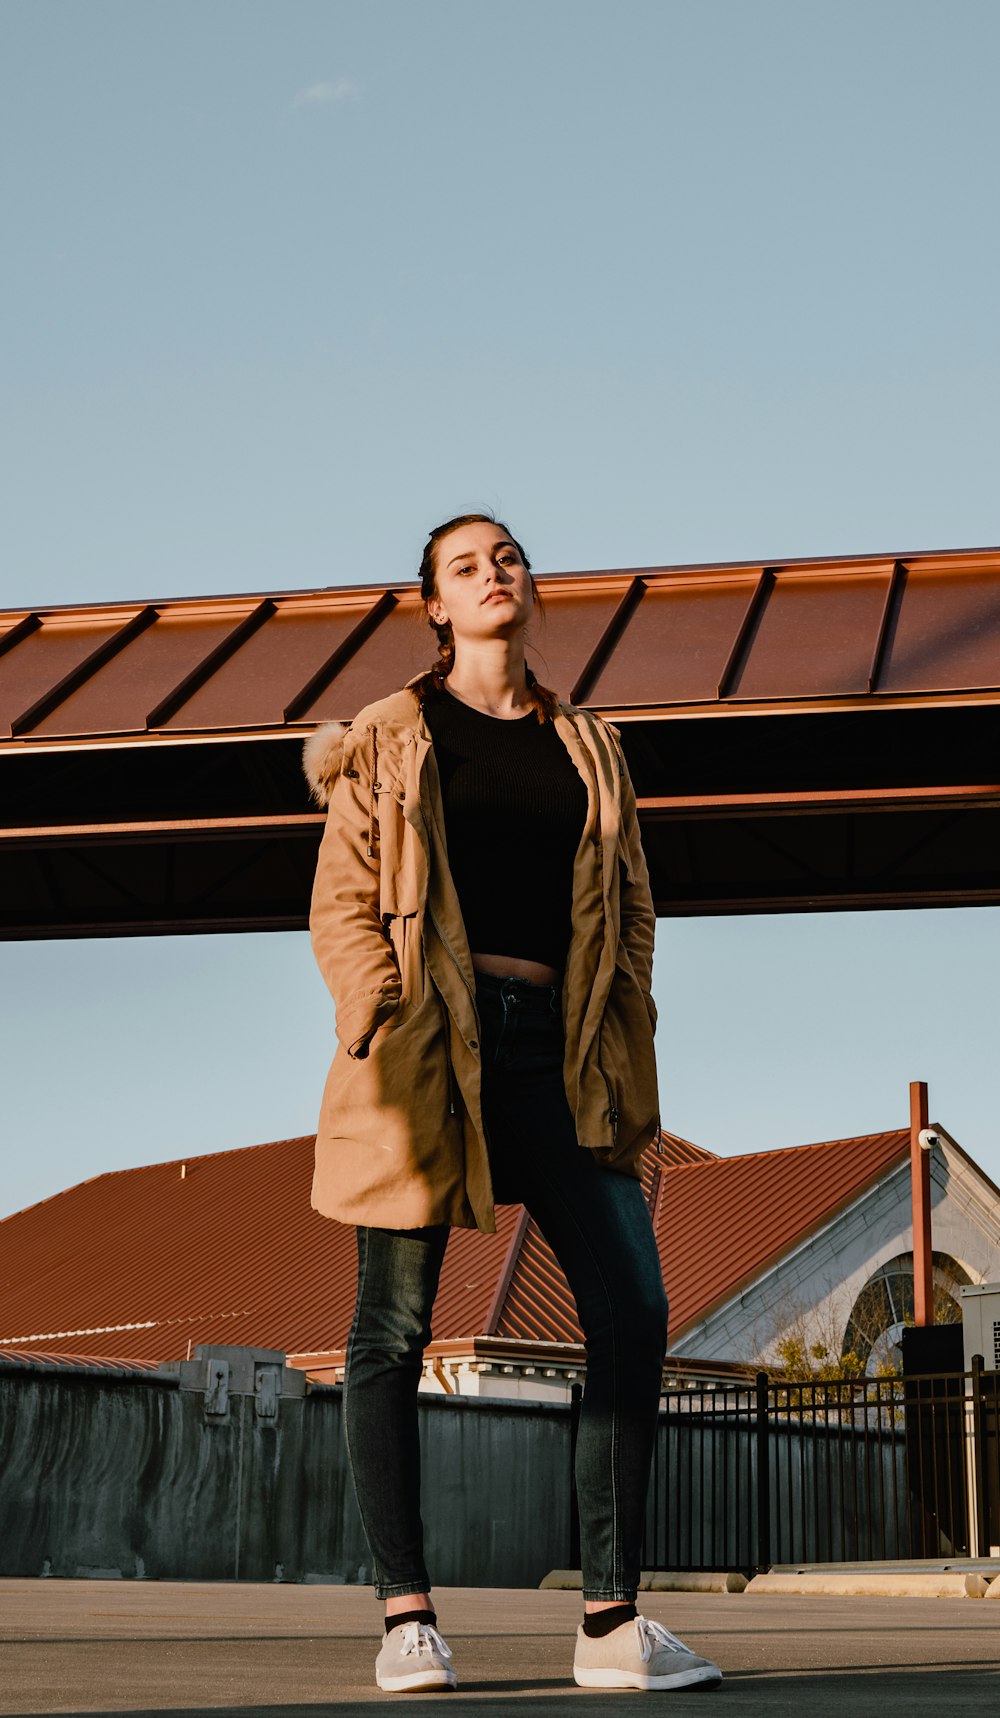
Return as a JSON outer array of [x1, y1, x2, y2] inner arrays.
[[321, 989, 456, 1150]]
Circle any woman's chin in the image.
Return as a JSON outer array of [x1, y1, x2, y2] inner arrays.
[[477, 607, 527, 638]]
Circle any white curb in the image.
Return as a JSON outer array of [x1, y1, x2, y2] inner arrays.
[[747, 1571, 989, 1598], [646, 1571, 748, 1594], [540, 1569, 747, 1593]]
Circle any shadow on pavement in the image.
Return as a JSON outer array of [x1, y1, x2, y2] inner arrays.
[[4, 1664, 1000, 1718]]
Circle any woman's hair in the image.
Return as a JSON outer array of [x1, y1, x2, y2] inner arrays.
[[412, 511, 558, 720]]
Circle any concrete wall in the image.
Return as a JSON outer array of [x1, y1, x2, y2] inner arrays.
[[2, 1345, 929, 1582], [0, 1349, 571, 1588]]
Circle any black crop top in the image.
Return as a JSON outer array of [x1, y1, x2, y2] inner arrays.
[[423, 687, 589, 970]]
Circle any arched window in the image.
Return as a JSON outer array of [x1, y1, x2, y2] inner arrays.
[[843, 1252, 971, 1373]]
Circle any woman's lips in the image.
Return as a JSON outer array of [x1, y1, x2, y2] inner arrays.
[[482, 591, 514, 604]]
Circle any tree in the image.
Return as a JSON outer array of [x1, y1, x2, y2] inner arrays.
[[751, 1289, 900, 1384]]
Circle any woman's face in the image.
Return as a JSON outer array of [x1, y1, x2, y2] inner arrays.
[[427, 521, 533, 643]]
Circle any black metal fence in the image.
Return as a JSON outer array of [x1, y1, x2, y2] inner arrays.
[[606, 1358, 999, 1576]]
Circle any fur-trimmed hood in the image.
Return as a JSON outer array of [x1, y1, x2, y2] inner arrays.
[[302, 720, 350, 809], [302, 687, 429, 810]]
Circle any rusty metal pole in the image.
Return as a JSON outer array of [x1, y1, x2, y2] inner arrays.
[[909, 1080, 933, 1326]]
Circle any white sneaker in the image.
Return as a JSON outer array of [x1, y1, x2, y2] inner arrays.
[[375, 1619, 457, 1692], [573, 1614, 723, 1690]]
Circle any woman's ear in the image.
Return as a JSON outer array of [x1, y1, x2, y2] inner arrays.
[[428, 601, 448, 627]]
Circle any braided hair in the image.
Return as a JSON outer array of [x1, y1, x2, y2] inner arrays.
[[411, 512, 558, 720]]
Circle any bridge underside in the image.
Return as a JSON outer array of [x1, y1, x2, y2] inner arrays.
[[4, 701, 999, 937], [5, 548, 1000, 936]]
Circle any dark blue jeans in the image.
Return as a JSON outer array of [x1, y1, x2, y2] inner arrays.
[[343, 971, 669, 1601]]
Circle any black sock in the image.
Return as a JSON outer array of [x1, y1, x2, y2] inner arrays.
[[385, 1608, 437, 1635], [582, 1602, 637, 1638]]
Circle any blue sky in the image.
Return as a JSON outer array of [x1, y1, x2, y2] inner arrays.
[[2, 0, 999, 1218]]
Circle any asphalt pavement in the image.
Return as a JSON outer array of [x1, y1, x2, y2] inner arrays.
[[1, 1578, 997, 1716]]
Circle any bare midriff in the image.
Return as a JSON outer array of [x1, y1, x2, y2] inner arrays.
[[471, 951, 562, 986]]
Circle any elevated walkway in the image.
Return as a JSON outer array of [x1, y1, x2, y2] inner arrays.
[[4, 545, 1000, 934]]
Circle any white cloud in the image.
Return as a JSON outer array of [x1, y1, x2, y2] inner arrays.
[[292, 79, 356, 109]]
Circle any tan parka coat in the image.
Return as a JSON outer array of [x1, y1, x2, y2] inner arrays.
[[303, 681, 659, 1235]]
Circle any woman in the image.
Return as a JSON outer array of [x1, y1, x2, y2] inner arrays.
[[303, 514, 722, 1694]]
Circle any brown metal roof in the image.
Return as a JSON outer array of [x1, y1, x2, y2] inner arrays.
[[654, 1129, 911, 1340], [0, 1126, 918, 1366], [494, 1133, 711, 1344], [0, 1348, 160, 1374], [0, 1136, 518, 1363], [4, 547, 1000, 748]]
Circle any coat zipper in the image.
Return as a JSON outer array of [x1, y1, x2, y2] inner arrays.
[[427, 902, 478, 1011], [414, 734, 477, 1123], [426, 900, 482, 1121], [439, 992, 458, 1117], [434, 922, 475, 1120], [605, 1083, 620, 1147], [413, 728, 479, 1016], [365, 723, 379, 859], [597, 1023, 619, 1147]]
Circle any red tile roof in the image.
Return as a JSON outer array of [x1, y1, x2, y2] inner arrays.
[[0, 1127, 910, 1365]]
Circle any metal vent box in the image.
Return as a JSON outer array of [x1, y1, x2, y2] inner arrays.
[[960, 1283, 1000, 1372]]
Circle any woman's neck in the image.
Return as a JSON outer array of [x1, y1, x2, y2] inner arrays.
[[443, 635, 532, 718]]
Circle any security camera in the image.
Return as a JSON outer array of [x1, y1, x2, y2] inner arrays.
[[918, 1128, 940, 1152]]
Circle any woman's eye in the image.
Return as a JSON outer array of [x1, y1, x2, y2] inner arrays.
[[455, 564, 473, 576]]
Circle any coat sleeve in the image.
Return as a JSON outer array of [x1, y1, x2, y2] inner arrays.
[[617, 744, 658, 1033], [309, 726, 403, 1060]]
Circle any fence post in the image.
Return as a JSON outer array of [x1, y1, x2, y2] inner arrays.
[[970, 1353, 989, 1559], [755, 1371, 771, 1574], [569, 1382, 582, 1569]]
